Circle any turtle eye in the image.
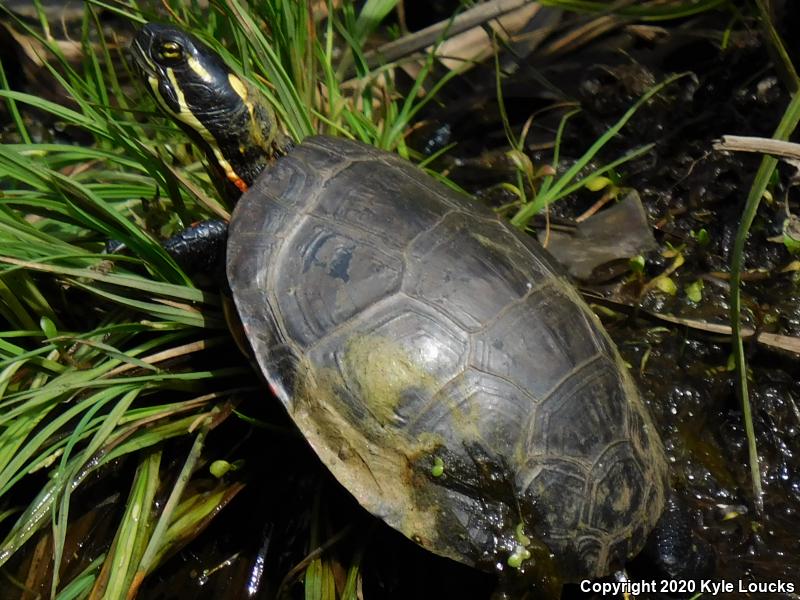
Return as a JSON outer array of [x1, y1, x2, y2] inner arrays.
[[157, 41, 184, 62]]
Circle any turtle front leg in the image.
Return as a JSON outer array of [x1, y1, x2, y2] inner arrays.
[[165, 220, 254, 356], [162, 219, 228, 281]]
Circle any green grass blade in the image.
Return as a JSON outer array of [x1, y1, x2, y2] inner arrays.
[[729, 92, 800, 516], [98, 451, 161, 599], [511, 72, 689, 227]]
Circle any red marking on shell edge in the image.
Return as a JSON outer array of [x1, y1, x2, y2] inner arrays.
[[229, 175, 249, 192]]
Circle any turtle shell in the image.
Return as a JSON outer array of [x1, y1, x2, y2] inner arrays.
[[226, 135, 668, 581]]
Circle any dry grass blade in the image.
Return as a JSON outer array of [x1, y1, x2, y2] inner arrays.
[[361, 0, 538, 68], [715, 135, 800, 161], [590, 293, 800, 355], [278, 526, 353, 598]]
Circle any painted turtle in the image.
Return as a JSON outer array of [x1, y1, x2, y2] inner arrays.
[[130, 23, 677, 591]]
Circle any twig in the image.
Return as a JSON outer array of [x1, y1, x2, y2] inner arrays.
[[585, 293, 800, 355], [714, 135, 800, 161], [362, 0, 535, 68]]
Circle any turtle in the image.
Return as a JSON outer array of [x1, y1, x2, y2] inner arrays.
[[129, 22, 709, 595]]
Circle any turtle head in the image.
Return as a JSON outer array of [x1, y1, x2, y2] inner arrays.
[[130, 23, 292, 201]]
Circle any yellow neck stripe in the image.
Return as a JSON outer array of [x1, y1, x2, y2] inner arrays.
[[150, 67, 249, 192]]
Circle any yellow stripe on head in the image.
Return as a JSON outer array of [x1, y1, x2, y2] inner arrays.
[[163, 67, 246, 191], [187, 56, 213, 82]]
